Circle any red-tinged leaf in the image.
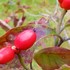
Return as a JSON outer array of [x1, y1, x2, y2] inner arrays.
[[30, 17, 49, 29], [38, 17, 48, 24], [0, 26, 33, 47], [34, 47, 70, 70]]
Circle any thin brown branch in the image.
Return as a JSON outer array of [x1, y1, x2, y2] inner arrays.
[[16, 16, 25, 27], [56, 9, 67, 34], [0, 19, 12, 31], [16, 18, 22, 27], [64, 38, 70, 42], [30, 62, 34, 70]]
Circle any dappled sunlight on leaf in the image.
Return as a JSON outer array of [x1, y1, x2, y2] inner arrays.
[[34, 47, 70, 70]]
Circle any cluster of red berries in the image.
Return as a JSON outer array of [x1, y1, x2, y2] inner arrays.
[[0, 29, 36, 64], [58, 0, 70, 10]]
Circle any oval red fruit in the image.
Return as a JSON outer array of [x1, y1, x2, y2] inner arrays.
[[58, 0, 70, 10], [0, 47, 15, 64], [14, 29, 36, 50], [58, 0, 63, 4], [62, 0, 70, 10]]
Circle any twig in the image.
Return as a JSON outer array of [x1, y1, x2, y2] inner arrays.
[[32, 34, 63, 51], [16, 16, 26, 27], [59, 23, 70, 34], [64, 38, 70, 41], [16, 18, 23, 27], [59, 26, 65, 34], [30, 62, 34, 70], [54, 10, 67, 46], [17, 54, 29, 70], [0, 19, 12, 31], [60, 19, 70, 45], [57, 36, 70, 46], [64, 30, 70, 45], [56, 9, 67, 34]]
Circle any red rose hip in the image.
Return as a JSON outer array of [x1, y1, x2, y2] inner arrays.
[[58, 0, 63, 4], [58, 0, 70, 10], [62, 0, 70, 10], [14, 29, 36, 50], [0, 47, 15, 64]]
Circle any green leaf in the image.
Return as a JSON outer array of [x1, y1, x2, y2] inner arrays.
[[34, 47, 70, 70]]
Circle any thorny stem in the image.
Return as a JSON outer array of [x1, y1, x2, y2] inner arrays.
[[17, 54, 29, 70]]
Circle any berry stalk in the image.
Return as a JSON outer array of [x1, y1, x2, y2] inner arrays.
[[17, 53, 29, 70], [56, 9, 67, 34]]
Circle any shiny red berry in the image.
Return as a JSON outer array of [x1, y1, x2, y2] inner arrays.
[[62, 0, 70, 10], [58, 0, 63, 4], [14, 29, 36, 50], [0, 47, 15, 64], [58, 0, 70, 10]]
